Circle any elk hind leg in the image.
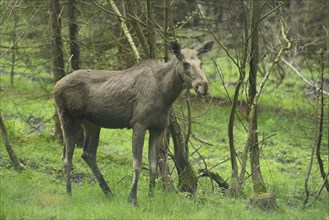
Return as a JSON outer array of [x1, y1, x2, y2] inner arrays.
[[60, 112, 81, 195], [148, 129, 163, 197], [81, 121, 112, 196]]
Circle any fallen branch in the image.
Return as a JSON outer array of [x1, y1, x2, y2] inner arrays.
[[198, 169, 229, 190]]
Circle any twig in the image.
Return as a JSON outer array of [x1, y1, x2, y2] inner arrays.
[[194, 0, 239, 67], [250, 133, 277, 149], [241, 165, 260, 184], [304, 82, 322, 207], [132, 1, 167, 42], [212, 58, 248, 132], [191, 133, 214, 146], [184, 90, 192, 153], [28, 115, 55, 135], [209, 157, 230, 171], [315, 171, 329, 199], [258, 1, 288, 23], [190, 145, 202, 156], [281, 58, 329, 96], [91, 0, 128, 21], [116, 175, 126, 185]]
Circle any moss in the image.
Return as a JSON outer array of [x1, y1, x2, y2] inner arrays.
[[249, 193, 278, 211], [178, 166, 198, 194], [253, 180, 267, 194]]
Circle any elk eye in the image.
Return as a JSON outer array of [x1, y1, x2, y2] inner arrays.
[[183, 63, 190, 69]]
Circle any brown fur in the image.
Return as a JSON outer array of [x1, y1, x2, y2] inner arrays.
[[53, 41, 213, 206]]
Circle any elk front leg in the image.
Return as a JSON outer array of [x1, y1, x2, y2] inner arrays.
[[148, 129, 163, 197], [81, 121, 112, 196], [129, 123, 146, 207]]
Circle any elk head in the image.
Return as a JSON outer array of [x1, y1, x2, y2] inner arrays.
[[170, 41, 214, 96]]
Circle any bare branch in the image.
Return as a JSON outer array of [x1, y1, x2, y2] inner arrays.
[[281, 58, 329, 96], [315, 171, 329, 199], [108, 0, 140, 61], [184, 90, 192, 152], [194, 0, 239, 67]]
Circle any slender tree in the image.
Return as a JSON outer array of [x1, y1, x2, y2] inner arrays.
[[147, 0, 156, 58], [170, 113, 198, 194], [67, 0, 84, 147], [50, 0, 65, 142], [157, 0, 175, 191], [248, 0, 267, 195], [0, 113, 25, 170], [227, 0, 249, 197], [68, 0, 80, 71]]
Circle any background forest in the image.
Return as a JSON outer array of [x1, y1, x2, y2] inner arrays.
[[0, 0, 328, 219]]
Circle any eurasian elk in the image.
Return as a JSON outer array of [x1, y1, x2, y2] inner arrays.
[[53, 41, 214, 206]]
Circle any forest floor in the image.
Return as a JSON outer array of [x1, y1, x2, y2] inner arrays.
[[0, 72, 328, 219]]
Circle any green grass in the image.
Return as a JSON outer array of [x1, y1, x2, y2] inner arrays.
[[1, 68, 328, 219], [1, 166, 328, 219]]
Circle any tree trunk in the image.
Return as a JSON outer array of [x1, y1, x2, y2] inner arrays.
[[227, 0, 249, 197], [247, 0, 277, 211], [248, 0, 267, 195], [0, 113, 25, 170], [50, 0, 65, 142], [158, 0, 176, 190], [227, 74, 245, 197], [170, 113, 198, 194], [315, 51, 329, 192], [146, 0, 156, 58], [68, 0, 80, 71], [67, 0, 84, 147], [163, 0, 169, 62]]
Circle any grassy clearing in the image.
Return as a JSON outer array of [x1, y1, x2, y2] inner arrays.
[[0, 69, 328, 219]]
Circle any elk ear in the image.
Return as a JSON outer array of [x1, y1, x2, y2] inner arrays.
[[170, 41, 183, 61], [197, 41, 214, 56]]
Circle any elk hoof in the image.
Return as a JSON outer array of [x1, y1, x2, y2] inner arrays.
[[128, 197, 138, 207], [101, 185, 112, 196], [104, 191, 115, 198]]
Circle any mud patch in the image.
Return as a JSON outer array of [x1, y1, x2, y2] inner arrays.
[[55, 170, 96, 185]]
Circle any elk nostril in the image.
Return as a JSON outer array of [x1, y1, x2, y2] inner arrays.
[[194, 81, 209, 96]]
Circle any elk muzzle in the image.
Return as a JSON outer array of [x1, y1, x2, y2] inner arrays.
[[193, 80, 209, 96]]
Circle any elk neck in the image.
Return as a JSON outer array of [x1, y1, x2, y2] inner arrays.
[[157, 58, 184, 105]]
